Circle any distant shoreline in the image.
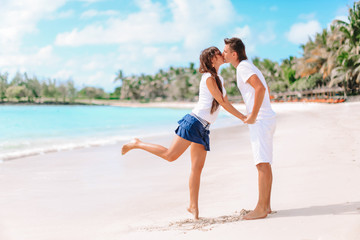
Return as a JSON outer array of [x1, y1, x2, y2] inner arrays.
[[0, 101, 91, 106], [1, 94, 359, 108], [0, 100, 199, 109]]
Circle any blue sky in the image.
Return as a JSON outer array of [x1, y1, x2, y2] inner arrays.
[[0, 0, 355, 92]]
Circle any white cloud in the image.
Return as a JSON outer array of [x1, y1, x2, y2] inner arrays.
[[82, 71, 110, 86], [46, 9, 74, 20], [78, 0, 104, 4], [233, 26, 256, 54], [55, 1, 180, 46], [233, 26, 251, 40], [142, 47, 159, 57], [0, 45, 58, 68], [55, 0, 235, 50], [0, 0, 65, 83], [232, 22, 276, 55], [50, 55, 118, 91], [80, 9, 119, 18], [114, 43, 193, 75], [286, 20, 322, 44], [0, 0, 67, 54], [53, 69, 74, 81]]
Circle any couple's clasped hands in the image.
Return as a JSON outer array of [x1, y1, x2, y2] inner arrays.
[[240, 114, 257, 124]]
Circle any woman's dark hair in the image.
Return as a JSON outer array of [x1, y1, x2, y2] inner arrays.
[[224, 37, 248, 62], [199, 46, 223, 114]]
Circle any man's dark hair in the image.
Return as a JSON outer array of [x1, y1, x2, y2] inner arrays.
[[224, 37, 248, 62]]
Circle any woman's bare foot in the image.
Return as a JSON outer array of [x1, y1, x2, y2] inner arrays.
[[187, 207, 199, 220], [121, 138, 140, 155], [241, 207, 268, 220]]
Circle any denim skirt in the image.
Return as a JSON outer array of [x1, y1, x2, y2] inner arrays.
[[175, 114, 210, 151]]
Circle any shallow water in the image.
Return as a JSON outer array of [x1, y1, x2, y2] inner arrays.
[[0, 105, 240, 161]]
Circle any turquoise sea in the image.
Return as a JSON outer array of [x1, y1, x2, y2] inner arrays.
[[0, 105, 241, 161]]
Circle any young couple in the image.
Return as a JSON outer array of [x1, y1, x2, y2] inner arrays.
[[122, 37, 276, 221]]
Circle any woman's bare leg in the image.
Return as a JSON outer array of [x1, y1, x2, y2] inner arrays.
[[122, 135, 191, 162], [187, 142, 207, 220]]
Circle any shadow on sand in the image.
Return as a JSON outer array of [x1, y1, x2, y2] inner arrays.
[[270, 201, 360, 218]]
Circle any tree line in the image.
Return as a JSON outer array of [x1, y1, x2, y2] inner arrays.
[[0, 71, 109, 103]]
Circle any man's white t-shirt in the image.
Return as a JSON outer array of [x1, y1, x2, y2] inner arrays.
[[236, 60, 276, 120], [192, 72, 227, 124]]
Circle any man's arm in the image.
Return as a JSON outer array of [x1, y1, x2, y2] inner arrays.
[[206, 77, 246, 121], [244, 74, 265, 124]]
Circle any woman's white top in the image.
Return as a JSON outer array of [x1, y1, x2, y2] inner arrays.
[[192, 72, 227, 124]]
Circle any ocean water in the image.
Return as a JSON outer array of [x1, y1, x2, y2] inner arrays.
[[0, 105, 241, 161]]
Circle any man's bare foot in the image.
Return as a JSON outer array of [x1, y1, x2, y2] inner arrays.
[[241, 208, 268, 220], [268, 209, 277, 214], [266, 206, 277, 214], [121, 138, 140, 155], [187, 207, 199, 220]]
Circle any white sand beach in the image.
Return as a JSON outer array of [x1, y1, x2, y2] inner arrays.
[[0, 102, 359, 240]]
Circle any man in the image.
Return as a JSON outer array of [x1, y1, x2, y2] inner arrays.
[[223, 37, 276, 220]]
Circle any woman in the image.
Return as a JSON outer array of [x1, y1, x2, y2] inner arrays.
[[122, 47, 246, 220]]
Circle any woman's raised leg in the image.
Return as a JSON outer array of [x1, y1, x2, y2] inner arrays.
[[121, 135, 191, 162], [187, 142, 207, 220]]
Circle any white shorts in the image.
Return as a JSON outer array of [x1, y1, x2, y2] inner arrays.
[[248, 117, 276, 165]]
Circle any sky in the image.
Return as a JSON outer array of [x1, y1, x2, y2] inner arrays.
[[0, 0, 356, 92]]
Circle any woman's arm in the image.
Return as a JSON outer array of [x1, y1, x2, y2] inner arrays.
[[206, 77, 246, 122], [244, 74, 265, 124]]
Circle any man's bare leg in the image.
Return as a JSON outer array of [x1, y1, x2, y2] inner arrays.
[[267, 166, 273, 214], [243, 163, 272, 220]]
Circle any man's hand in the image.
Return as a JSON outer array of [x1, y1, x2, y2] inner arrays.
[[244, 114, 256, 124]]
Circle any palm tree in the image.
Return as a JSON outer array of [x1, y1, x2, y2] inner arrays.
[[114, 70, 124, 84], [330, 1, 360, 95], [293, 29, 336, 87], [120, 75, 141, 100], [253, 57, 283, 91]]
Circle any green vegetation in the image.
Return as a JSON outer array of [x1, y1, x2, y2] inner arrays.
[[1, 2, 359, 103], [0, 71, 108, 103]]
